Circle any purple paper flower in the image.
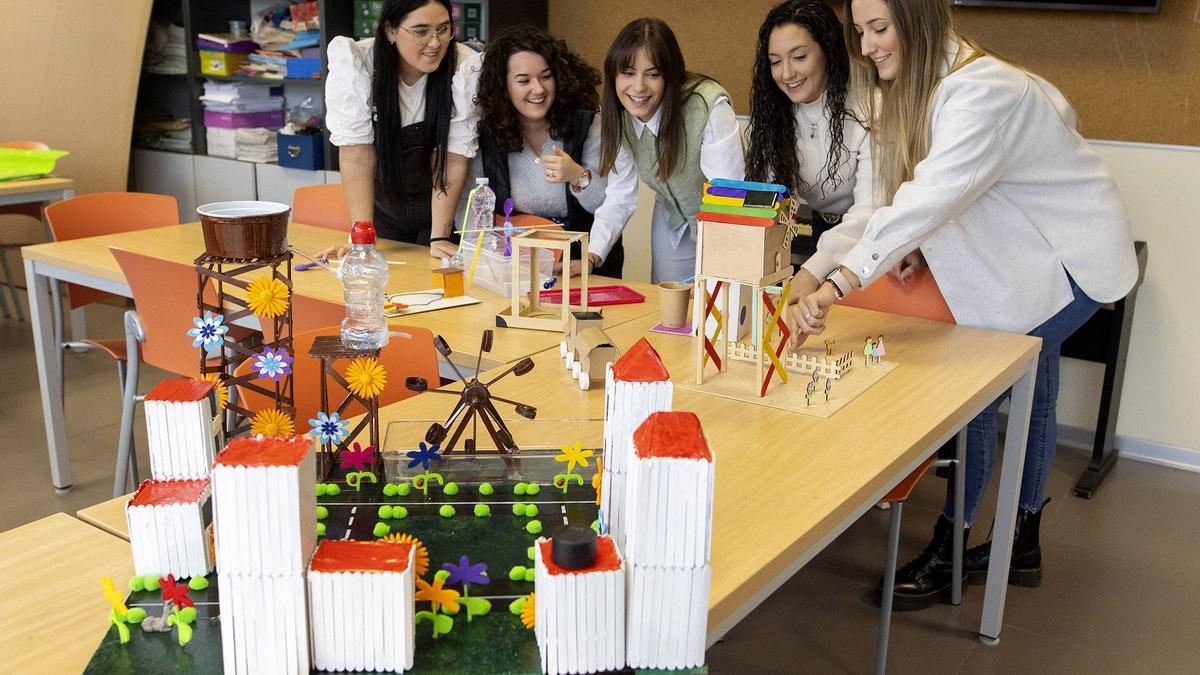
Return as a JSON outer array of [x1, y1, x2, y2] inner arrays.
[[406, 442, 442, 471], [253, 347, 293, 381], [442, 555, 489, 588], [339, 442, 376, 472]]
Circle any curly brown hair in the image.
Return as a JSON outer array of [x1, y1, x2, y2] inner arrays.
[[476, 26, 600, 154]]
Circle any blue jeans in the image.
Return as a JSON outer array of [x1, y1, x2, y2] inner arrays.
[[944, 277, 1100, 524]]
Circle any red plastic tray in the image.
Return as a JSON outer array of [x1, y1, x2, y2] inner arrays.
[[539, 285, 645, 307]]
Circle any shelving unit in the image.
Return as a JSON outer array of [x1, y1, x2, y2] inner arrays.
[[131, 0, 546, 218]]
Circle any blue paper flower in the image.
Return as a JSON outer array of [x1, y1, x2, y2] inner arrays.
[[406, 441, 442, 471], [253, 347, 293, 381], [442, 555, 489, 588], [187, 312, 228, 349], [308, 411, 349, 444]]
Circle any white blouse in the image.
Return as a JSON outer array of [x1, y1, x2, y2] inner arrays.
[[783, 91, 877, 282], [836, 39, 1137, 333], [587, 98, 746, 264], [325, 37, 482, 158]]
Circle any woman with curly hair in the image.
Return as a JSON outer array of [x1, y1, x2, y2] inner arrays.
[[588, 18, 745, 284], [747, 0, 874, 301], [473, 26, 622, 277]]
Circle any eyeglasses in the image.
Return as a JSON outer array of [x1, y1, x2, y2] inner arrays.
[[397, 23, 454, 43]]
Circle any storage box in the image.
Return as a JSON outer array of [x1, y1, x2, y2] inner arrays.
[[286, 57, 321, 79], [459, 234, 554, 297], [204, 109, 284, 129], [277, 133, 325, 171], [198, 50, 249, 77]]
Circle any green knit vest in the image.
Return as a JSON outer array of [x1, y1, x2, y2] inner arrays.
[[624, 79, 730, 240]]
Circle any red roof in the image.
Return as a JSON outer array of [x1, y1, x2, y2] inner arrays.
[[128, 478, 210, 507], [215, 435, 311, 468], [310, 540, 412, 574], [539, 535, 621, 576], [633, 411, 712, 462], [145, 378, 215, 403], [611, 338, 670, 383]]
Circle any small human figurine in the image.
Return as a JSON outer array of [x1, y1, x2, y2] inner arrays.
[[824, 338, 836, 356], [824, 377, 832, 402], [805, 379, 816, 407], [874, 334, 886, 365], [864, 337, 875, 367]]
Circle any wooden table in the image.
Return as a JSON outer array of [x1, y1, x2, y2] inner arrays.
[[375, 307, 1041, 644], [0, 176, 74, 321], [0, 513, 133, 674], [78, 494, 132, 540], [21, 222, 658, 490]]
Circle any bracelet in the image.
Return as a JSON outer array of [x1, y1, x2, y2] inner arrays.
[[429, 237, 453, 244]]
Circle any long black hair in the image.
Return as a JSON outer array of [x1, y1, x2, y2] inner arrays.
[[599, 18, 713, 182], [477, 26, 600, 154], [747, 0, 859, 197], [372, 0, 456, 193]]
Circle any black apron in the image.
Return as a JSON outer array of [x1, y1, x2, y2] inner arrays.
[[374, 120, 435, 244], [479, 110, 624, 279], [793, 209, 843, 257]]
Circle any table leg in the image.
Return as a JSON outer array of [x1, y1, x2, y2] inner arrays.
[[25, 259, 72, 491], [979, 358, 1037, 643]]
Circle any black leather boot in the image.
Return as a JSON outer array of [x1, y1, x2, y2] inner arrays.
[[964, 499, 1047, 588], [876, 514, 969, 611]]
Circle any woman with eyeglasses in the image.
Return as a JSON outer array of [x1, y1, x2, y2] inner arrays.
[[326, 0, 481, 259]]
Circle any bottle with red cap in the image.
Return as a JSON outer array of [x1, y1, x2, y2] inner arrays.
[[340, 220, 389, 350]]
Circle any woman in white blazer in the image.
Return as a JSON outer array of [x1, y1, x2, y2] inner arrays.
[[788, 0, 1138, 610]]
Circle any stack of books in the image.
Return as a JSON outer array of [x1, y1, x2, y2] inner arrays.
[[212, 435, 315, 674], [600, 338, 673, 550], [200, 81, 284, 160]]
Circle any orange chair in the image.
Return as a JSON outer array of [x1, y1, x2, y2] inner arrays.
[[838, 267, 961, 675], [232, 325, 440, 433], [292, 184, 352, 231], [110, 248, 259, 497], [0, 140, 53, 319]]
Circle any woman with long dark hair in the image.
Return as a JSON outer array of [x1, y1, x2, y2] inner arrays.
[[747, 0, 874, 301], [586, 18, 745, 284], [789, 0, 1138, 609], [473, 26, 623, 278], [326, 0, 481, 258]]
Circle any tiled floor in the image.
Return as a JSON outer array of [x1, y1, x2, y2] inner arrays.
[[3, 297, 1198, 673]]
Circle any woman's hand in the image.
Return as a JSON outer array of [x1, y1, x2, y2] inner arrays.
[[786, 281, 839, 350], [786, 269, 822, 306], [541, 146, 584, 186], [430, 239, 458, 260], [889, 249, 926, 285], [314, 245, 349, 262], [566, 253, 600, 277]]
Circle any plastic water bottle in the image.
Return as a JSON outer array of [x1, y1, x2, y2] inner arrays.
[[468, 177, 496, 250], [340, 221, 389, 350]]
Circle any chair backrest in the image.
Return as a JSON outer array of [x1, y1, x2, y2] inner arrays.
[[233, 325, 441, 426], [111, 247, 213, 377], [837, 267, 955, 325], [292, 184, 352, 231], [45, 192, 180, 310], [0, 140, 50, 150]]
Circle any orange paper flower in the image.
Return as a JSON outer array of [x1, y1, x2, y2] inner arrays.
[[520, 592, 536, 629], [250, 408, 294, 437], [382, 532, 430, 578], [593, 458, 603, 506], [343, 357, 388, 398], [245, 277, 290, 318], [416, 575, 461, 614]]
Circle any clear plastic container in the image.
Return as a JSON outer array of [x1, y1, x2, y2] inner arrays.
[[459, 235, 554, 297]]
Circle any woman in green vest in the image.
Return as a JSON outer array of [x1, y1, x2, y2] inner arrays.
[[584, 18, 746, 284]]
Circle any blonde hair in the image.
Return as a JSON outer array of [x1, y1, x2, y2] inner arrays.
[[843, 0, 983, 205]]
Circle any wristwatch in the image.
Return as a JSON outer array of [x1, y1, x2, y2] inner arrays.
[[570, 168, 592, 193], [824, 268, 852, 299]]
